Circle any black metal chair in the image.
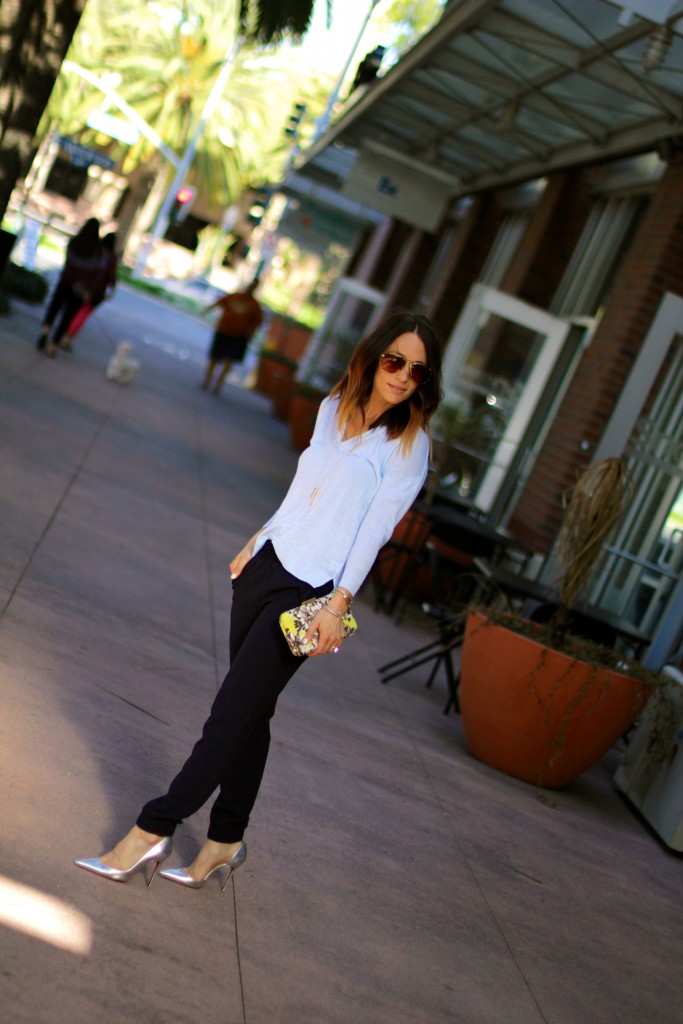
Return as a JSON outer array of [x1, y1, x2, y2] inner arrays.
[[378, 605, 467, 714]]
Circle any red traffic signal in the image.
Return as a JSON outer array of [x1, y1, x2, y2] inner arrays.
[[170, 185, 196, 222]]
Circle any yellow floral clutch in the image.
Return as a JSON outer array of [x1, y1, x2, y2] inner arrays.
[[279, 595, 358, 656]]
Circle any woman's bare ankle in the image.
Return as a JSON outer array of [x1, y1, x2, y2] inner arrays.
[[100, 826, 163, 869], [188, 839, 243, 879]]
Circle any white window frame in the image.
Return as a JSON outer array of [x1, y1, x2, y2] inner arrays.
[[442, 284, 571, 512]]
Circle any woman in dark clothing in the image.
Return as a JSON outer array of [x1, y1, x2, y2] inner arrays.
[[36, 218, 106, 356]]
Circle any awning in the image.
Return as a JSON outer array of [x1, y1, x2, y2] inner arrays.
[[295, 0, 683, 229]]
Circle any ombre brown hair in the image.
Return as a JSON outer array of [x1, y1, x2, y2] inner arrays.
[[330, 311, 443, 452]]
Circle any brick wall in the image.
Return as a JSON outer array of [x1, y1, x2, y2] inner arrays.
[[508, 159, 683, 553], [395, 227, 447, 309], [369, 220, 413, 290], [507, 169, 600, 308], [431, 193, 505, 340]]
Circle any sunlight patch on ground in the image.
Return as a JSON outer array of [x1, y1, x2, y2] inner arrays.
[[0, 875, 92, 955]]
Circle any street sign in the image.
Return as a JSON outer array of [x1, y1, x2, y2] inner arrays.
[[57, 135, 115, 170], [86, 109, 140, 145], [277, 196, 359, 253]]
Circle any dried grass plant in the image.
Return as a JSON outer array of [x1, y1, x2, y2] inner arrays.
[[555, 457, 629, 612]]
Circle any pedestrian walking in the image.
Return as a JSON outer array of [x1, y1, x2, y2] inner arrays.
[[200, 278, 263, 394], [75, 311, 443, 891], [61, 231, 119, 344], [35, 218, 107, 357]]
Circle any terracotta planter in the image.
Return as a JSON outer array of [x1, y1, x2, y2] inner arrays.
[[459, 610, 650, 788], [288, 388, 325, 450], [265, 315, 313, 361], [372, 509, 433, 601], [255, 353, 298, 420]]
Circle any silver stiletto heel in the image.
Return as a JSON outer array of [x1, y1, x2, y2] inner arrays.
[[74, 836, 172, 886], [159, 841, 247, 891]]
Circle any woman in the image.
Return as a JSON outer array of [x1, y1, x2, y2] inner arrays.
[[36, 218, 106, 356], [75, 311, 442, 890]]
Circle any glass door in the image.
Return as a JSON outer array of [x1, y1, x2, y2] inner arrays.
[[590, 333, 683, 635], [297, 277, 385, 391], [584, 291, 683, 667], [440, 284, 571, 513]]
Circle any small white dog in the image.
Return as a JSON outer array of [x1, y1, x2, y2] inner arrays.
[[106, 341, 140, 384]]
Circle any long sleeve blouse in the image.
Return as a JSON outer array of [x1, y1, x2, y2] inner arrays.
[[253, 395, 429, 595]]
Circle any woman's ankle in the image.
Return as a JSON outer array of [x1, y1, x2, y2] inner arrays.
[[134, 825, 164, 845]]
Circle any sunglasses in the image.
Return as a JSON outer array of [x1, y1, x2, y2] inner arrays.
[[379, 352, 432, 386]]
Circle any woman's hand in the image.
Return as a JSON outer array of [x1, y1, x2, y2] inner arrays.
[[305, 593, 347, 657], [230, 530, 261, 579]]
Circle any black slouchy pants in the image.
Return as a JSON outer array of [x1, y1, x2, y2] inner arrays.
[[137, 542, 332, 843]]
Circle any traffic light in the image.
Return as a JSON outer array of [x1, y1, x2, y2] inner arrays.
[[170, 185, 196, 223], [247, 187, 270, 227], [284, 102, 307, 139]]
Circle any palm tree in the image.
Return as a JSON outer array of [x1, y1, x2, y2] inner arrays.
[[40, 0, 331, 245], [0, 0, 327, 225], [239, 0, 330, 44]]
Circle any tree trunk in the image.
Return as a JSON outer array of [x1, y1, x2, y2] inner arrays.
[[113, 163, 156, 254], [0, 0, 86, 221]]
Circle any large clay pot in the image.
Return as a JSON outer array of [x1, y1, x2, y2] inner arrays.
[[372, 509, 433, 606], [459, 610, 651, 788], [265, 315, 313, 360], [288, 386, 326, 450], [255, 353, 297, 420]]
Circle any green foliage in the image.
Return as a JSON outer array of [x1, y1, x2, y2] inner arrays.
[[376, 0, 446, 66], [0, 262, 49, 303], [238, 0, 326, 44], [46, 0, 334, 208], [116, 266, 202, 314]]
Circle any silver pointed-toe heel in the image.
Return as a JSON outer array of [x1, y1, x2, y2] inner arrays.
[[159, 840, 247, 891], [74, 836, 173, 887]]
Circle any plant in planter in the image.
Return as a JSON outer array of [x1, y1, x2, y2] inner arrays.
[[0, 262, 49, 303], [458, 458, 667, 788]]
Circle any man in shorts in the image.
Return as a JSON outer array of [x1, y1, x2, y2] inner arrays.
[[200, 278, 263, 395]]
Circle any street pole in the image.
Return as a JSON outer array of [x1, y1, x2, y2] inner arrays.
[[253, 0, 379, 281], [132, 37, 240, 279], [311, 0, 380, 143]]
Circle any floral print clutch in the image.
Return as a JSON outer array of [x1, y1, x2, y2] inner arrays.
[[279, 595, 358, 656]]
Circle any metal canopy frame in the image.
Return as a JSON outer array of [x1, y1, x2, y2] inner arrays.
[[297, 0, 683, 201]]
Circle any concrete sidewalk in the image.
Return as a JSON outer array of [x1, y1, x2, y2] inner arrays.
[[0, 291, 681, 1024]]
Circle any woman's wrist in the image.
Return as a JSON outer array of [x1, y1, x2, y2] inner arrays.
[[328, 591, 349, 616], [332, 586, 353, 609]]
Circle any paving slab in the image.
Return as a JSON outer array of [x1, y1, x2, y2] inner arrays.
[[0, 289, 681, 1024]]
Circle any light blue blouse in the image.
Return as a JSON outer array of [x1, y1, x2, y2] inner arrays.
[[254, 395, 429, 595]]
